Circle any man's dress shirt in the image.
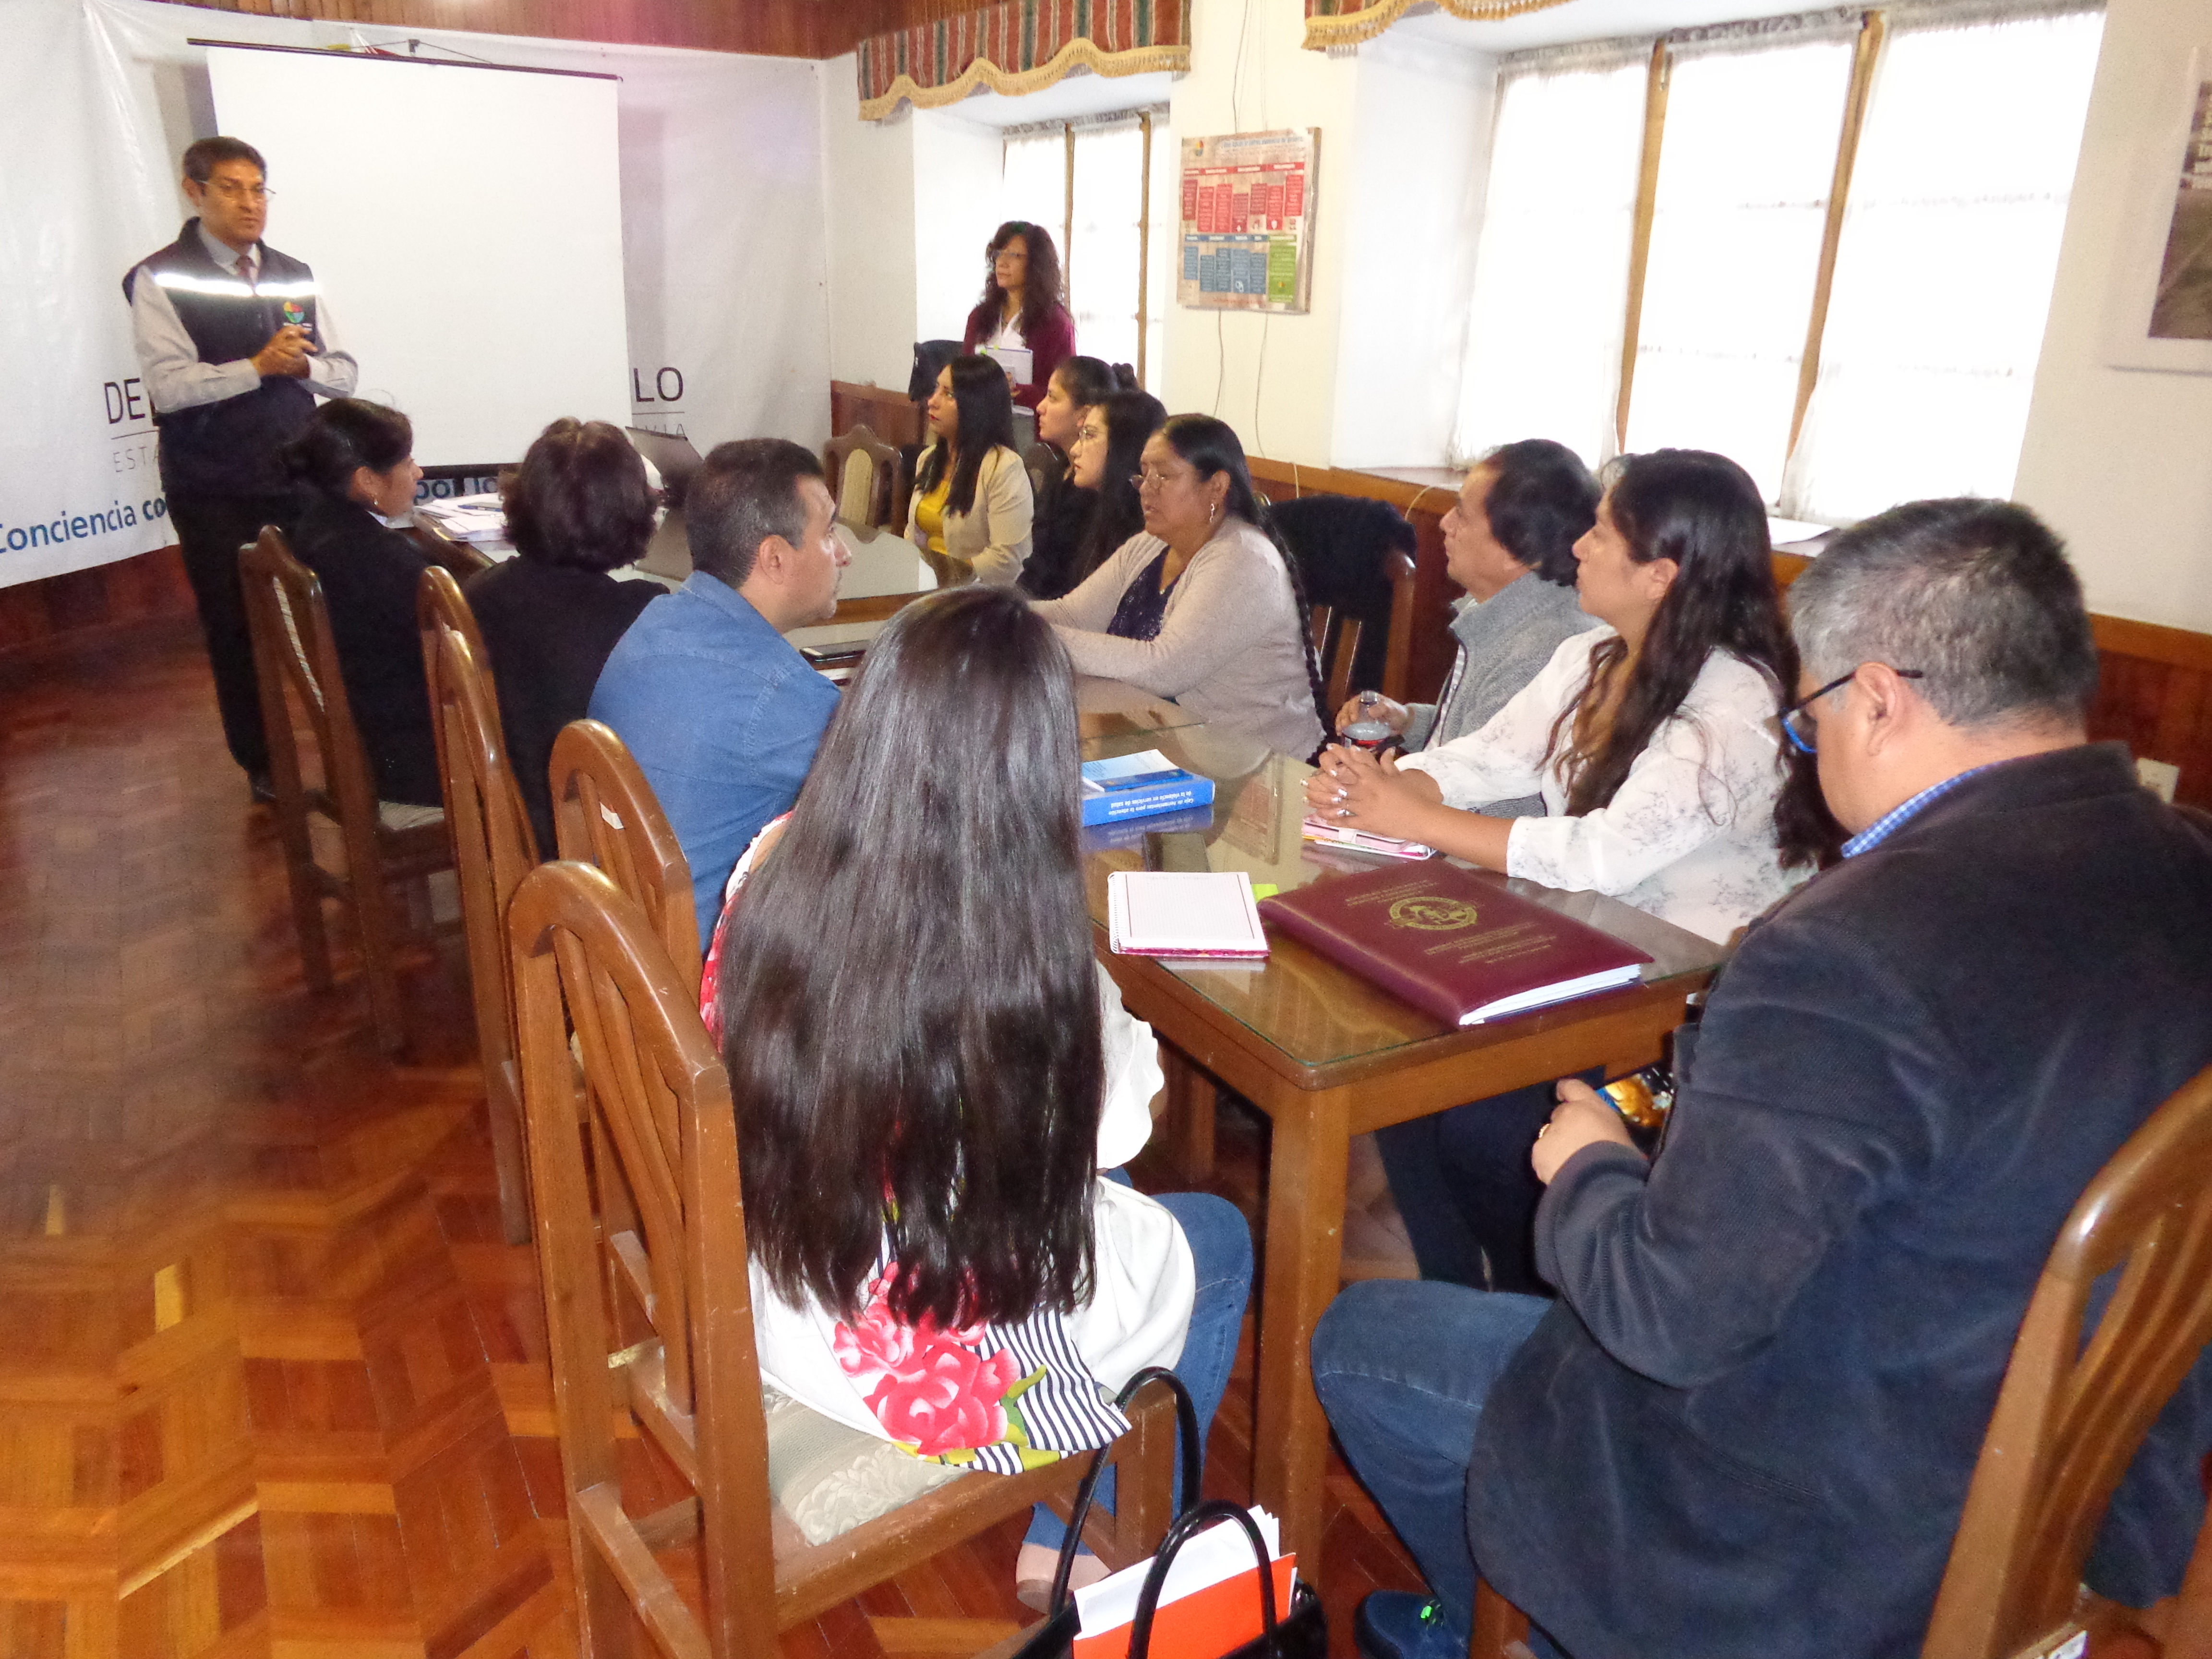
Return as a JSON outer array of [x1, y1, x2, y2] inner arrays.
[[130, 223, 358, 415], [587, 572, 840, 950]]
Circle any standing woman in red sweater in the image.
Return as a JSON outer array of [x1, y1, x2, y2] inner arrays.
[[962, 221, 1076, 413]]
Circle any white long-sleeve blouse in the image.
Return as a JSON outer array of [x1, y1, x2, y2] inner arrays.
[[1397, 627, 1804, 945]]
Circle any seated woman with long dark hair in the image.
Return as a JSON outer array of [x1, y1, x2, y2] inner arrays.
[[1309, 448, 1836, 1294], [1059, 388, 1167, 595], [909, 354, 1034, 588], [707, 586, 1251, 1604], [1022, 355, 1131, 601], [962, 219, 1076, 412], [462, 419, 659, 853], [280, 397, 439, 813], [1033, 414, 1327, 758]]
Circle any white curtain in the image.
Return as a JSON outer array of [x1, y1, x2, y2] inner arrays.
[[1070, 119, 1146, 373], [1000, 128, 1068, 278], [1452, 57, 1648, 469], [1622, 36, 1856, 501], [1145, 116, 1177, 392], [1779, 8, 2105, 522]]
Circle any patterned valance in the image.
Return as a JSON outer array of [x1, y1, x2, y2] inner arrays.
[[1301, 0, 1573, 52], [858, 0, 1189, 120]]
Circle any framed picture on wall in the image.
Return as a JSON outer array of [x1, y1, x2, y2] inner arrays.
[[1177, 129, 1319, 314], [2105, 44, 2212, 373]]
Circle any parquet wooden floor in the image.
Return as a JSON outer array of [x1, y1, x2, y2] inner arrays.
[[0, 618, 1426, 1659]]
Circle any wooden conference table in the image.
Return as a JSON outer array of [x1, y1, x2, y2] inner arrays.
[[1079, 717, 1726, 1570]]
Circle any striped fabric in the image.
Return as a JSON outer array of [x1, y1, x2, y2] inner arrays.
[[1300, 0, 1572, 50], [856, 0, 1189, 120], [831, 1247, 1130, 1475]]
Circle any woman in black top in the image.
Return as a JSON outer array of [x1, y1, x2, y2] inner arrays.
[[1064, 387, 1166, 594], [282, 398, 440, 808], [1020, 356, 1127, 601], [463, 419, 659, 853]]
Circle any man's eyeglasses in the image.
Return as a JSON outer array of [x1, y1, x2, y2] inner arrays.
[[205, 182, 273, 203], [1780, 667, 1923, 754]]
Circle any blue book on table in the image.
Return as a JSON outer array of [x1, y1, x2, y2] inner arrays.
[[1081, 750, 1216, 827]]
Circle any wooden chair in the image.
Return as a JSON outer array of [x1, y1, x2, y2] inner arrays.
[[418, 576, 536, 1245], [1309, 605, 1365, 718], [1382, 547, 1417, 705], [506, 858, 1182, 1658], [1469, 1063, 2212, 1659], [549, 719, 702, 989], [824, 423, 904, 532], [416, 560, 492, 688], [240, 526, 452, 1054]]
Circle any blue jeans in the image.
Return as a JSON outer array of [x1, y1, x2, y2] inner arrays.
[[1311, 1279, 1555, 1649], [1375, 1071, 1599, 1294], [1025, 1188, 1253, 1551]]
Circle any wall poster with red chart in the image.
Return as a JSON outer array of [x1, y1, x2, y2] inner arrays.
[[1177, 129, 1318, 313]]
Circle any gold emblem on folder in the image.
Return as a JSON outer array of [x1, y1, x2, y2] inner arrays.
[[1386, 894, 1479, 932]]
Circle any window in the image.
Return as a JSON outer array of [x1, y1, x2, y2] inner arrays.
[[1782, 9, 2104, 520], [1452, 2, 2105, 524], [1623, 37, 1855, 502], [1000, 110, 1170, 389], [1454, 56, 1647, 468]]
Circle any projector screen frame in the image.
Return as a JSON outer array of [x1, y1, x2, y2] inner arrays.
[[198, 37, 634, 470], [186, 38, 620, 84]]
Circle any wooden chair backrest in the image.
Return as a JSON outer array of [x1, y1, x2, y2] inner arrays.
[[508, 859, 766, 1657], [421, 611, 539, 1240], [1307, 604, 1365, 720], [1381, 547, 1417, 704], [240, 526, 379, 828], [549, 719, 703, 988], [416, 563, 492, 696], [824, 423, 902, 530], [1924, 1063, 2212, 1659]]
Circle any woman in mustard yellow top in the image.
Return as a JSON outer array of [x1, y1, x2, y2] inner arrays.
[[909, 355, 1033, 587]]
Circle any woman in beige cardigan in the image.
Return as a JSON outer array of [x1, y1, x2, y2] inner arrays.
[[909, 355, 1034, 588], [1033, 415, 1326, 758]]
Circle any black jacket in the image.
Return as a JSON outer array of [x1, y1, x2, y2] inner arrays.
[[1470, 743, 2212, 1659], [1019, 450, 1100, 601], [462, 558, 657, 854], [292, 495, 440, 807]]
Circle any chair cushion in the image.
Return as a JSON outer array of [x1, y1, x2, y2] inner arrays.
[[764, 1387, 970, 1545], [377, 800, 446, 831]]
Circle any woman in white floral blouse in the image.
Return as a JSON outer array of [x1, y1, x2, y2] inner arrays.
[[1307, 448, 1838, 1294]]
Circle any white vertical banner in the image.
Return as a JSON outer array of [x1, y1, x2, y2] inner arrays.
[[0, 0, 832, 589], [0, 0, 188, 582]]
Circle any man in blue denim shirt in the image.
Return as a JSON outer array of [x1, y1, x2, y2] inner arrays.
[[590, 439, 849, 948]]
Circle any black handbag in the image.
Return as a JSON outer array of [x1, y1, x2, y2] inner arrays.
[[1014, 1365, 1202, 1659], [1015, 1369, 1326, 1659], [1126, 1501, 1327, 1659]]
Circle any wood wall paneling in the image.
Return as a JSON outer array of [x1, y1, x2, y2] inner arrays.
[[830, 380, 923, 449], [145, 0, 955, 59], [1241, 457, 2212, 811], [0, 546, 196, 655]]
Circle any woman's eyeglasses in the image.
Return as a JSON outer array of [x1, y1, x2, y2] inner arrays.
[[1131, 469, 1178, 493], [1780, 667, 1923, 754]]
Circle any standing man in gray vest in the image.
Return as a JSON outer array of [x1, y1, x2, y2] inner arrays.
[[123, 136, 358, 802]]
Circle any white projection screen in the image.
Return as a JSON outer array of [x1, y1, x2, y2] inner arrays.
[[205, 44, 629, 467]]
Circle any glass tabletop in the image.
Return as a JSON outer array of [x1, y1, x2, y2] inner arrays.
[[1074, 676, 1209, 742], [1081, 728, 1728, 1072]]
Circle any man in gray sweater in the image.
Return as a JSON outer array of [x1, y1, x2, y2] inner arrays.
[[1334, 440, 1595, 818]]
